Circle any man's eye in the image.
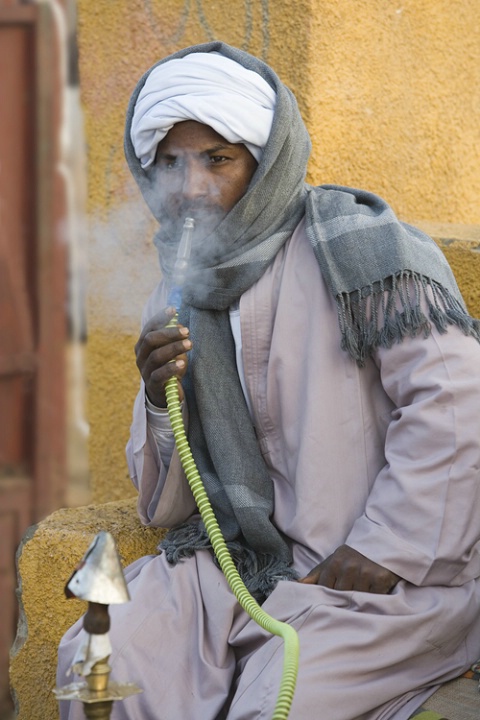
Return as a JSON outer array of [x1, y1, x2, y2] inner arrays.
[[209, 155, 227, 164], [158, 157, 182, 170]]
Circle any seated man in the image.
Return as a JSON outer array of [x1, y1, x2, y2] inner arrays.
[[57, 42, 480, 720]]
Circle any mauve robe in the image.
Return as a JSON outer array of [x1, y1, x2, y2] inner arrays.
[[57, 220, 480, 720]]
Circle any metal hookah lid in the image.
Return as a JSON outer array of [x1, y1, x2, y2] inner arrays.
[[65, 531, 130, 604]]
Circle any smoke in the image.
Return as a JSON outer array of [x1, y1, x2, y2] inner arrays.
[[88, 127, 259, 333], [87, 170, 237, 335], [149, 157, 225, 250], [87, 196, 161, 334]]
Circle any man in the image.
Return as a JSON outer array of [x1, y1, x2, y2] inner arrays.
[[57, 42, 480, 720]]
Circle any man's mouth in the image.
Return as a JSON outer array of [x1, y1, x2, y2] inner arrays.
[[163, 204, 226, 238]]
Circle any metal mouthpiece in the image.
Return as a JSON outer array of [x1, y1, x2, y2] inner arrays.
[[168, 217, 195, 310]]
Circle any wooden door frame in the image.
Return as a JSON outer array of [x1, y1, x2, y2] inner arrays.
[[0, 2, 67, 714], [0, 1, 67, 519], [33, 0, 68, 520]]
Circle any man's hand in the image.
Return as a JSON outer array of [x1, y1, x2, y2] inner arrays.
[[135, 307, 192, 408], [298, 544, 400, 594]]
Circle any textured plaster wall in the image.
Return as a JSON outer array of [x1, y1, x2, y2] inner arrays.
[[306, 1, 480, 224], [74, 0, 480, 501]]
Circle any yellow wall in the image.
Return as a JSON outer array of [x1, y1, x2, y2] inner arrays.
[[305, 1, 480, 223], [76, 0, 480, 502]]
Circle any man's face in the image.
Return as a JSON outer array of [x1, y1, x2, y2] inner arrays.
[[154, 120, 258, 243]]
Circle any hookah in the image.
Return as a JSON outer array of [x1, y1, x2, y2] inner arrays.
[[164, 217, 300, 720], [55, 218, 299, 719], [53, 532, 142, 718]]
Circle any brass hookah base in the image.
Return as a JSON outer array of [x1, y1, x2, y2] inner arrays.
[[53, 534, 142, 719], [79, 656, 113, 720], [54, 653, 142, 720]]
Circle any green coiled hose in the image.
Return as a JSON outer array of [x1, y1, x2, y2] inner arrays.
[[164, 318, 300, 719]]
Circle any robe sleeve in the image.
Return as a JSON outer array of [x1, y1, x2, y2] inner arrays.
[[125, 283, 197, 528], [346, 313, 480, 587]]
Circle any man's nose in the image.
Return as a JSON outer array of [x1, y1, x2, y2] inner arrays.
[[181, 161, 209, 201]]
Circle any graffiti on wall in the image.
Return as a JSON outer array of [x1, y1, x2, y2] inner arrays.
[[142, 0, 270, 59]]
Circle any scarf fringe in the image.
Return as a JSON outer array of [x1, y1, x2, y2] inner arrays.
[[160, 523, 298, 603], [338, 271, 480, 367]]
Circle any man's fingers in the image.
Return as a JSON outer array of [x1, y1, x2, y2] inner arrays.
[[144, 352, 189, 408], [148, 356, 187, 390], [298, 569, 320, 585], [135, 306, 182, 349], [134, 306, 192, 408], [298, 545, 401, 594], [142, 339, 191, 373], [140, 307, 177, 338], [136, 325, 190, 367]]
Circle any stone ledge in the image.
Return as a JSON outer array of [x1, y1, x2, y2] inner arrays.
[[404, 222, 480, 319], [10, 498, 165, 720], [410, 220, 480, 249]]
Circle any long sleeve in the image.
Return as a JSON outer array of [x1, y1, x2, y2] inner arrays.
[[126, 380, 196, 527], [346, 320, 480, 587], [126, 281, 196, 527]]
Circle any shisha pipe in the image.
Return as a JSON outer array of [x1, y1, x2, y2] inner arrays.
[[167, 216, 194, 312], [54, 532, 142, 719], [165, 218, 300, 719]]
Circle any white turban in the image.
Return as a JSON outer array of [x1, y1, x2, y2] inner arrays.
[[130, 52, 277, 169]]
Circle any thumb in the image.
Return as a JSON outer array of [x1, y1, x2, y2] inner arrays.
[[298, 567, 321, 584]]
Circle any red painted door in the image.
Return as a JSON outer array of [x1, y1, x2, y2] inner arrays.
[[0, 2, 67, 714]]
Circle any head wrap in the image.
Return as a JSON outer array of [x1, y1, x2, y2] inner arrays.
[[130, 52, 276, 168]]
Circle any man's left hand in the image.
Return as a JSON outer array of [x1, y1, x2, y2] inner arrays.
[[298, 544, 400, 594]]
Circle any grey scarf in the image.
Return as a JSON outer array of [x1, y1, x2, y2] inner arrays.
[[125, 42, 480, 602]]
